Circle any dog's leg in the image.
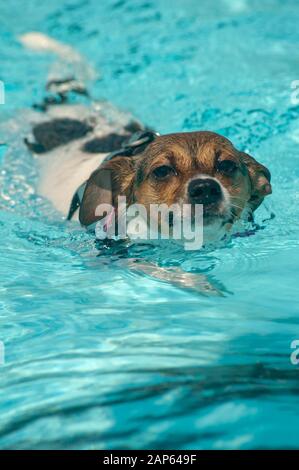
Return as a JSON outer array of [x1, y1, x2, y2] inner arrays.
[[19, 32, 97, 111], [123, 259, 227, 297]]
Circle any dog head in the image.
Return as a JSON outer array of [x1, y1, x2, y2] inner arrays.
[[79, 131, 272, 240]]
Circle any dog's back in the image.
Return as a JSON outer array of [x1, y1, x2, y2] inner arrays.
[[14, 33, 147, 218], [27, 102, 142, 216]]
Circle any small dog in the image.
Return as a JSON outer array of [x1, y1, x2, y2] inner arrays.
[[0, 33, 272, 295], [4, 33, 272, 294], [19, 33, 272, 249]]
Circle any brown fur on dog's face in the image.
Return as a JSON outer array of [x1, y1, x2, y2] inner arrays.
[[80, 131, 272, 234], [133, 132, 271, 224]]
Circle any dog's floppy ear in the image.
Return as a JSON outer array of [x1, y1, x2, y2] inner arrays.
[[79, 156, 135, 227], [240, 152, 272, 212]]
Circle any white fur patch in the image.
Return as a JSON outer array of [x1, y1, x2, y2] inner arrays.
[[35, 103, 138, 216]]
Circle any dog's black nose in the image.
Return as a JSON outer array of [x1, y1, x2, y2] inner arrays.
[[188, 178, 222, 204]]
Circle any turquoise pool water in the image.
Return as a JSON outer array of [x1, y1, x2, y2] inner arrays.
[[1, 0, 299, 450]]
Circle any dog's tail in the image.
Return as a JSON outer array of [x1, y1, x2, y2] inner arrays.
[[19, 32, 96, 94]]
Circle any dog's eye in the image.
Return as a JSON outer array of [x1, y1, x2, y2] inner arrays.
[[152, 165, 175, 179], [217, 159, 238, 175]]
